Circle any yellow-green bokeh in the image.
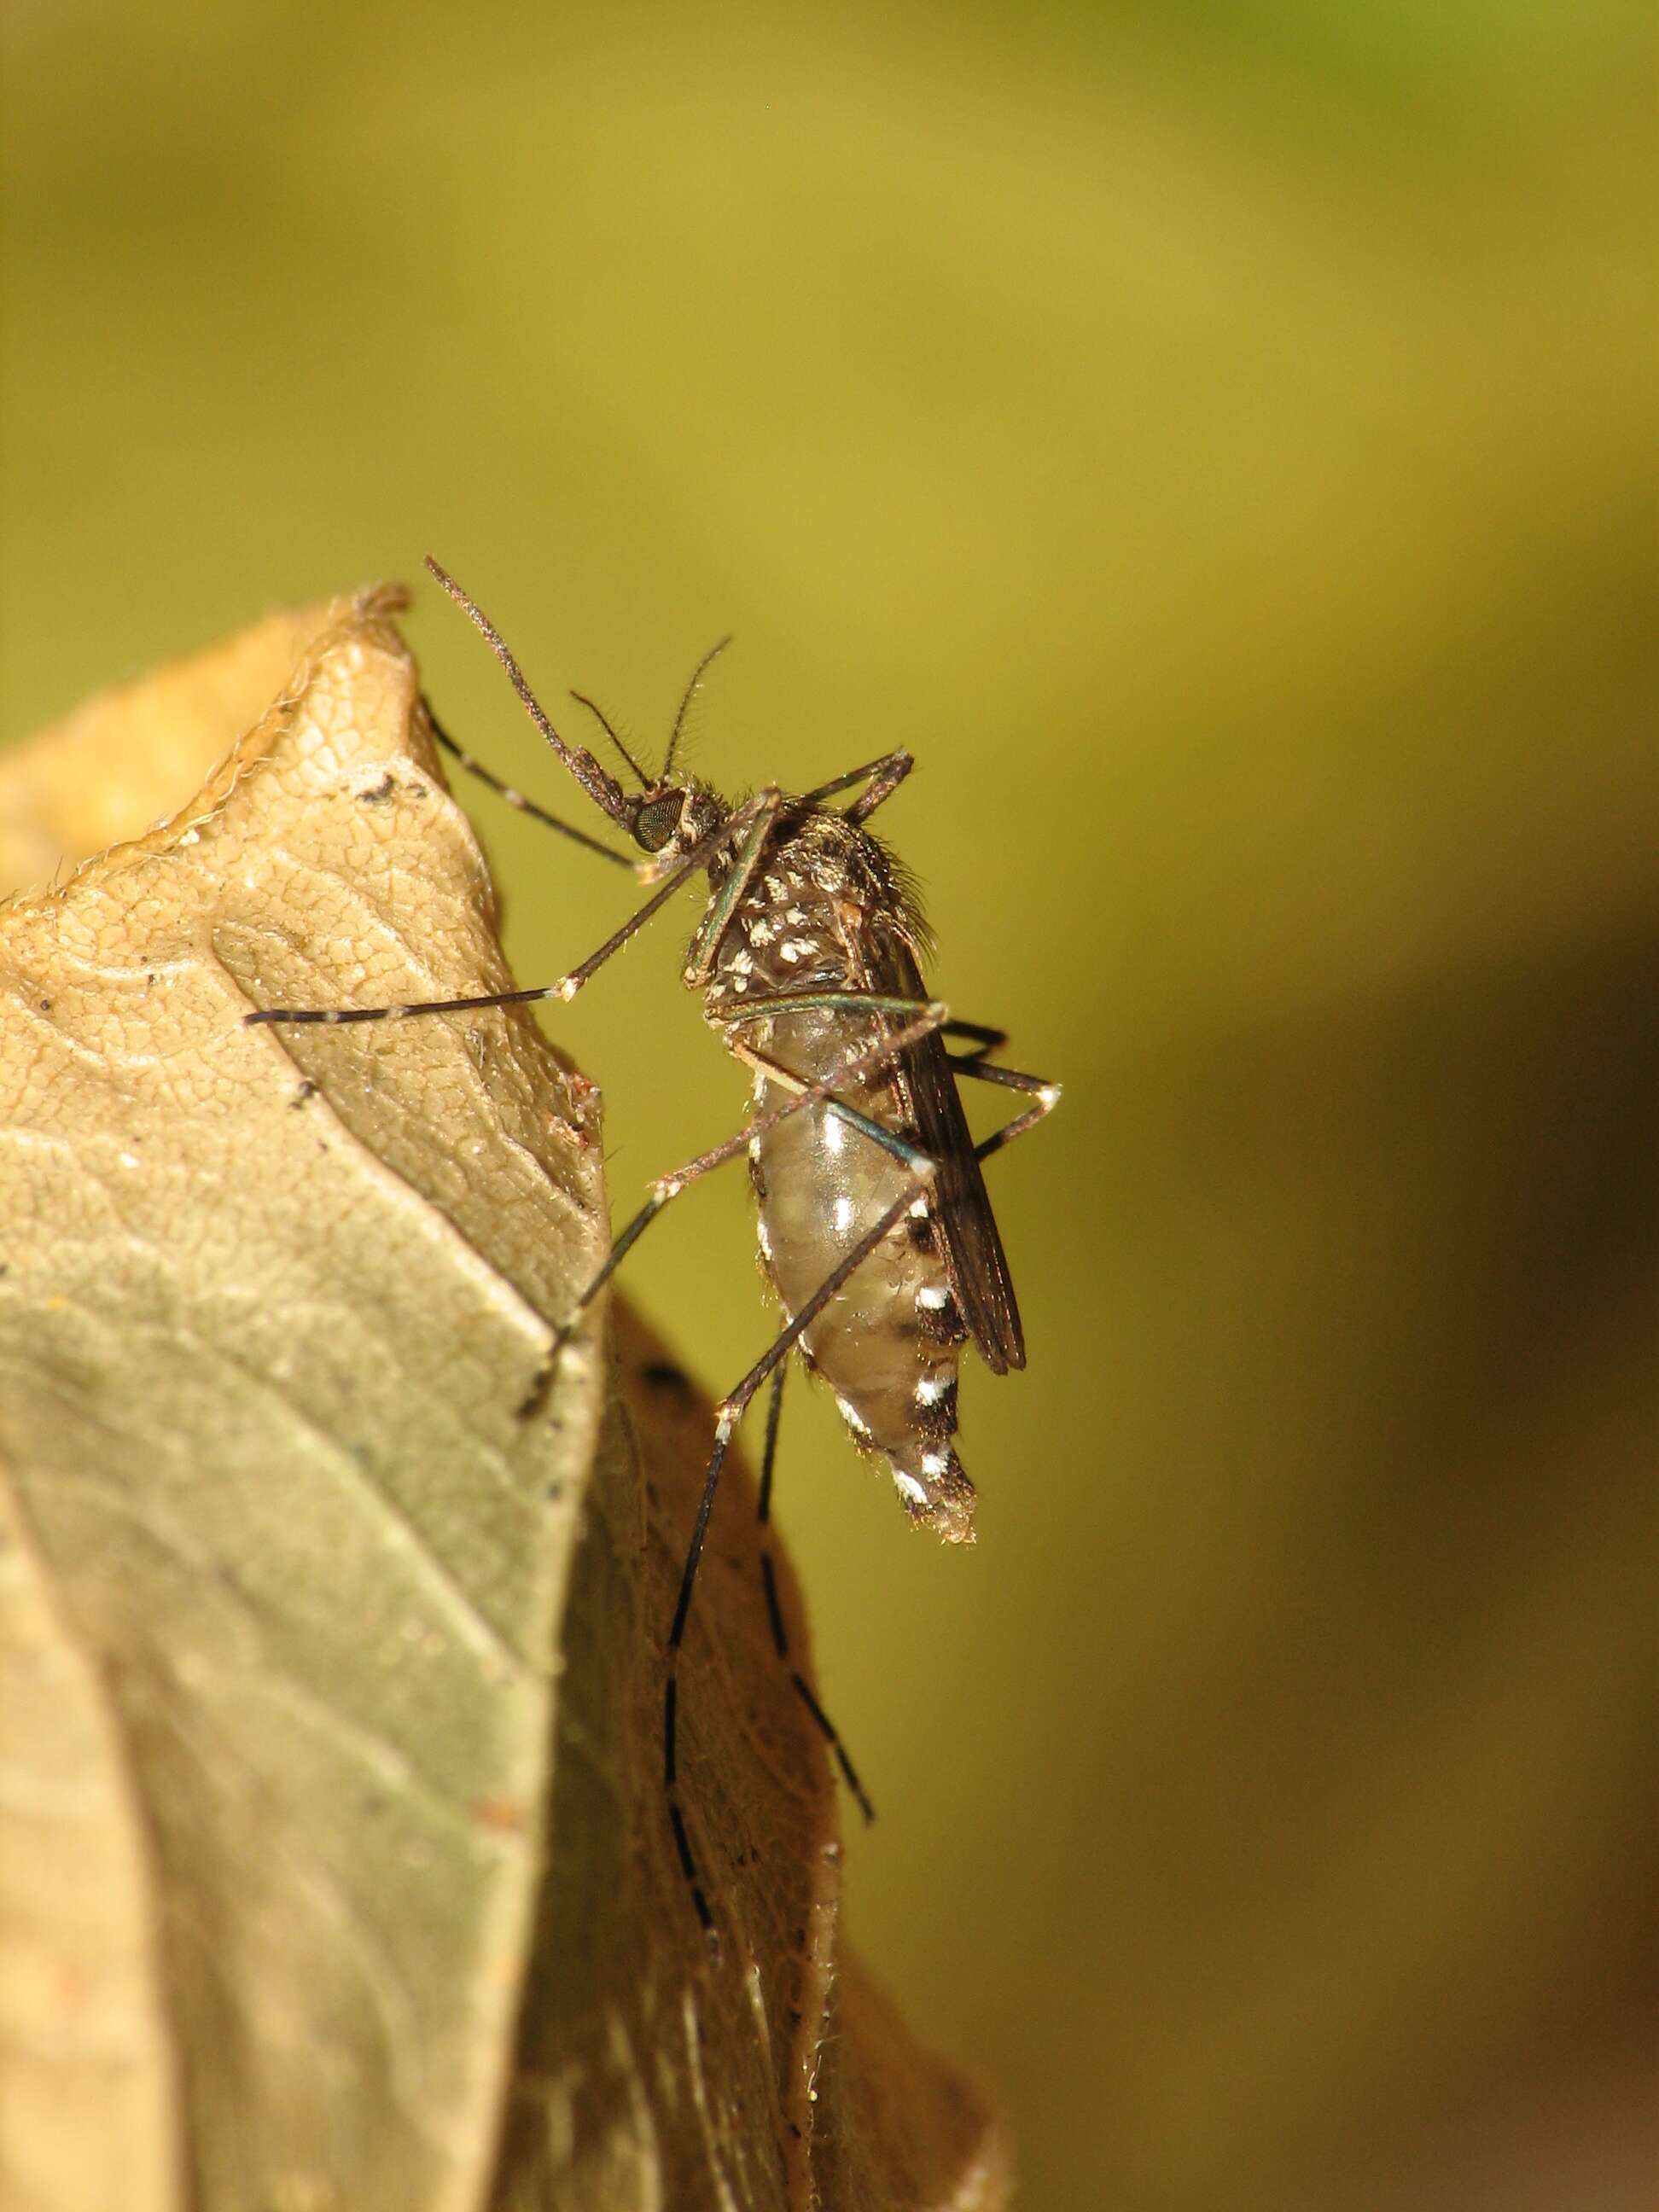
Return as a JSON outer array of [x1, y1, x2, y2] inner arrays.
[[3, 3, 1652, 2204]]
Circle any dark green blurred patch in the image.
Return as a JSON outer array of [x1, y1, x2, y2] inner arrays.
[[1012, 0, 1644, 109]]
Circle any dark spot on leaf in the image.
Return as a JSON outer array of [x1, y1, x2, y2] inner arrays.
[[358, 771, 396, 804], [289, 1079, 317, 1108]]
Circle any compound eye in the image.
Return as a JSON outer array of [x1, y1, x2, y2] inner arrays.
[[634, 795, 683, 852]]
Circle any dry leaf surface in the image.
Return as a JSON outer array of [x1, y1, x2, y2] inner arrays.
[[0, 594, 1007, 2211]]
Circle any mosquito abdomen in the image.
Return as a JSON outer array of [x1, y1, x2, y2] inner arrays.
[[746, 1003, 976, 1543]]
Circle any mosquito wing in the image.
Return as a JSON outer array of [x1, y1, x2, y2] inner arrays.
[[876, 937, 1026, 1374]]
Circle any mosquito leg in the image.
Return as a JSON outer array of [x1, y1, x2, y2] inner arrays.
[[728, 1001, 1054, 1171], [664, 1169, 933, 1947], [948, 1058, 1053, 1094], [243, 789, 776, 1028], [719, 990, 969, 1170], [747, 1008, 1012, 1063], [424, 704, 634, 869], [725, 991, 1013, 1185], [720, 988, 946, 1024], [726, 1167, 936, 1441], [738, 999, 1057, 1168], [681, 789, 785, 986], [246, 980, 595, 1030], [940, 1016, 1009, 1061], [516, 998, 947, 1412], [665, 1420, 734, 1949], [796, 751, 908, 806], [755, 1361, 785, 1535], [975, 1097, 1058, 1162], [754, 1365, 876, 1824], [844, 751, 914, 824], [947, 1057, 1062, 1161], [720, 1035, 935, 1170], [561, 794, 779, 992], [795, 749, 914, 823]]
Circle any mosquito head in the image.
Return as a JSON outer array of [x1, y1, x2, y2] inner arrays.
[[629, 779, 725, 861], [620, 636, 734, 863], [425, 559, 736, 867]]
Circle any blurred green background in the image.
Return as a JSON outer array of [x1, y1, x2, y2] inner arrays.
[[3, 3, 1653, 2204]]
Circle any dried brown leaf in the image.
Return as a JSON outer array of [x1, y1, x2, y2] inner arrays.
[[0, 593, 1007, 2211]]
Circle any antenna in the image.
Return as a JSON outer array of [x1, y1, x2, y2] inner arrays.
[[569, 689, 651, 789], [423, 556, 634, 833], [662, 635, 733, 781]]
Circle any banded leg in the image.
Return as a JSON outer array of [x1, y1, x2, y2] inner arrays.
[[947, 1053, 1062, 1163], [908, 1013, 1060, 1160], [723, 999, 1010, 1068], [518, 996, 947, 1412], [718, 987, 961, 1127], [940, 1016, 1010, 1061], [242, 789, 779, 1029], [682, 785, 797, 987], [424, 704, 634, 869], [754, 1365, 876, 1823], [720, 996, 1059, 1172], [666, 1167, 935, 1949], [795, 748, 914, 824]]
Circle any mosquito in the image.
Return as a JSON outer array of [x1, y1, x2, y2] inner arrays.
[[246, 557, 1059, 1948]]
